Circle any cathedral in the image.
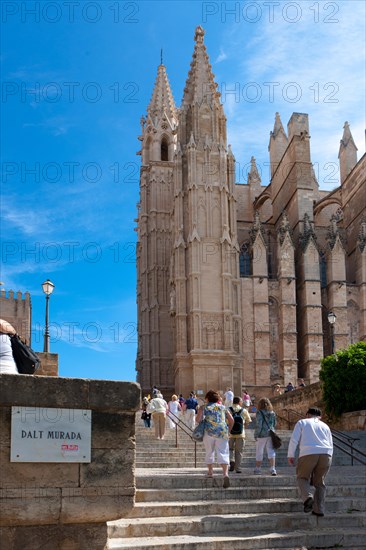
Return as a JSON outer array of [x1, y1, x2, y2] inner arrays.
[[135, 26, 366, 399]]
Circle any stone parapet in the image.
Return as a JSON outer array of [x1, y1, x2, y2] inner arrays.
[[272, 382, 366, 432], [0, 374, 141, 549]]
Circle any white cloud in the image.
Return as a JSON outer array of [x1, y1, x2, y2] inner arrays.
[[215, 49, 227, 63]]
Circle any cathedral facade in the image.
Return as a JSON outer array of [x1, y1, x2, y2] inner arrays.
[[135, 26, 366, 398]]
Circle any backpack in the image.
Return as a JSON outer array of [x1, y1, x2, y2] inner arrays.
[[10, 334, 41, 374], [229, 407, 244, 435]]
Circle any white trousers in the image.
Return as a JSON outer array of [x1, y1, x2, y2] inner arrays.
[[255, 436, 276, 461], [185, 409, 196, 430], [203, 434, 230, 465]]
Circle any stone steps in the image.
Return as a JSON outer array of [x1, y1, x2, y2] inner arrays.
[[135, 425, 362, 468], [135, 469, 366, 490], [135, 426, 292, 468], [129, 497, 365, 517], [108, 527, 366, 549], [109, 511, 366, 538], [107, 424, 366, 549]]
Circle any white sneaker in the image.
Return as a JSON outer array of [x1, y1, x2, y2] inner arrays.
[[271, 468, 277, 476], [254, 468, 261, 475]]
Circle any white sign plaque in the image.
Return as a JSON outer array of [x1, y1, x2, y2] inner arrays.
[[11, 407, 91, 463]]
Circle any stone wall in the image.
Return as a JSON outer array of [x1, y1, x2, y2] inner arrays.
[[271, 381, 366, 432], [36, 352, 59, 376], [0, 291, 32, 345], [0, 374, 141, 550]]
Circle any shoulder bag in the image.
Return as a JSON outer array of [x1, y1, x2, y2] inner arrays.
[[260, 411, 282, 449], [192, 419, 205, 442], [10, 334, 41, 374], [192, 406, 206, 442]]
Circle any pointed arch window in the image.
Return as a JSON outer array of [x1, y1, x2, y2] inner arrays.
[[161, 138, 169, 161], [239, 244, 251, 277]]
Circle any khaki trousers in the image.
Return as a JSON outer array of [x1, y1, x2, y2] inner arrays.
[[152, 412, 166, 439], [229, 437, 244, 470], [296, 454, 332, 514]]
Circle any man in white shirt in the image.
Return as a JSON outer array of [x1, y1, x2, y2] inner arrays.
[[224, 388, 234, 408], [288, 407, 333, 517]]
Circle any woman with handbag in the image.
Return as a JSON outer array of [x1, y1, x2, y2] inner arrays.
[[254, 397, 277, 476], [196, 389, 234, 488], [0, 319, 17, 374]]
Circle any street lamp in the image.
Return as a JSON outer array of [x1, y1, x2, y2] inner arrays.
[[42, 279, 55, 353], [327, 311, 336, 355]]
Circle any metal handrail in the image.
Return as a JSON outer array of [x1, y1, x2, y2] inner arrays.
[[282, 408, 366, 466], [331, 433, 366, 465], [166, 409, 199, 467]]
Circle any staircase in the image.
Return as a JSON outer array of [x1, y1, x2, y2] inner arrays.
[[107, 419, 366, 549]]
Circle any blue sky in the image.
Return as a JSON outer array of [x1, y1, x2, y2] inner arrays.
[[1, 0, 365, 382]]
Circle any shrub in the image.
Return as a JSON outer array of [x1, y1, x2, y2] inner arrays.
[[319, 341, 366, 418]]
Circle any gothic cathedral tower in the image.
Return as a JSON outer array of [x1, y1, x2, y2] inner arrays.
[[136, 27, 243, 395], [136, 63, 177, 392]]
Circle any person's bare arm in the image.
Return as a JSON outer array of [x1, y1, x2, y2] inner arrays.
[[0, 319, 16, 335], [226, 410, 234, 430]]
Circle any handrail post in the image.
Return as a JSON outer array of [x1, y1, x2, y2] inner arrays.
[[194, 441, 197, 468], [351, 441, 354, 466], [175, 423, 178, 448]]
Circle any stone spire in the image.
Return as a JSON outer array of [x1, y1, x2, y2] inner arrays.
[[271, 112, 287, 139], [250, 210, 266, 242], [338, 121, 358, 184], [339, 121, 357, 149], [247, 156, 261, 185], [147, 64, 177, 123], [358, 217, 366, 252], [327, 214, 344, 250], [299, 213, 317, 250], [268, 112, 288, 178], [182, 26, 221, 108], [277, 211, 293, 245]]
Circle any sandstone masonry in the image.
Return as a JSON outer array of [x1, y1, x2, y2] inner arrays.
[[135, 26, 366, 398]]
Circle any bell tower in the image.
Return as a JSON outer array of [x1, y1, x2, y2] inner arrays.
[[136, 63, 177, 394], [172, 27, 243, 395]]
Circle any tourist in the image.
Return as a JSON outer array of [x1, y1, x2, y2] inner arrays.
[[273, 384, 283, 396], [141, 397, 151, 428], [178, 393, 185, 408], [183, 392, 198, 430], [167, 394, 181, 429], [224, 387, 234, 408], [242, 389, 251, 408], [178, 394, 185, 420], [288, 407, 333, 516], [228, 397, 252, 473], [147, 392, 168, 440], [297, 378, 306, 388], [196, 389, 234, 488], [0, 319, 17, 374], [285, 382, 294, 392], [254, 397, 277, 476]]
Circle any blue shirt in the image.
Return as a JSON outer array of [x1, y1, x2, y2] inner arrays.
[[185, 397, 198, 411]]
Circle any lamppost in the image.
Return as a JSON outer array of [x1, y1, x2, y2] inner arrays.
[[42, 279, 55, 353], [327, 311, 336, 355]]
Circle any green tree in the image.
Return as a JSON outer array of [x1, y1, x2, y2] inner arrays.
[[319, 341, 366, 417]]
